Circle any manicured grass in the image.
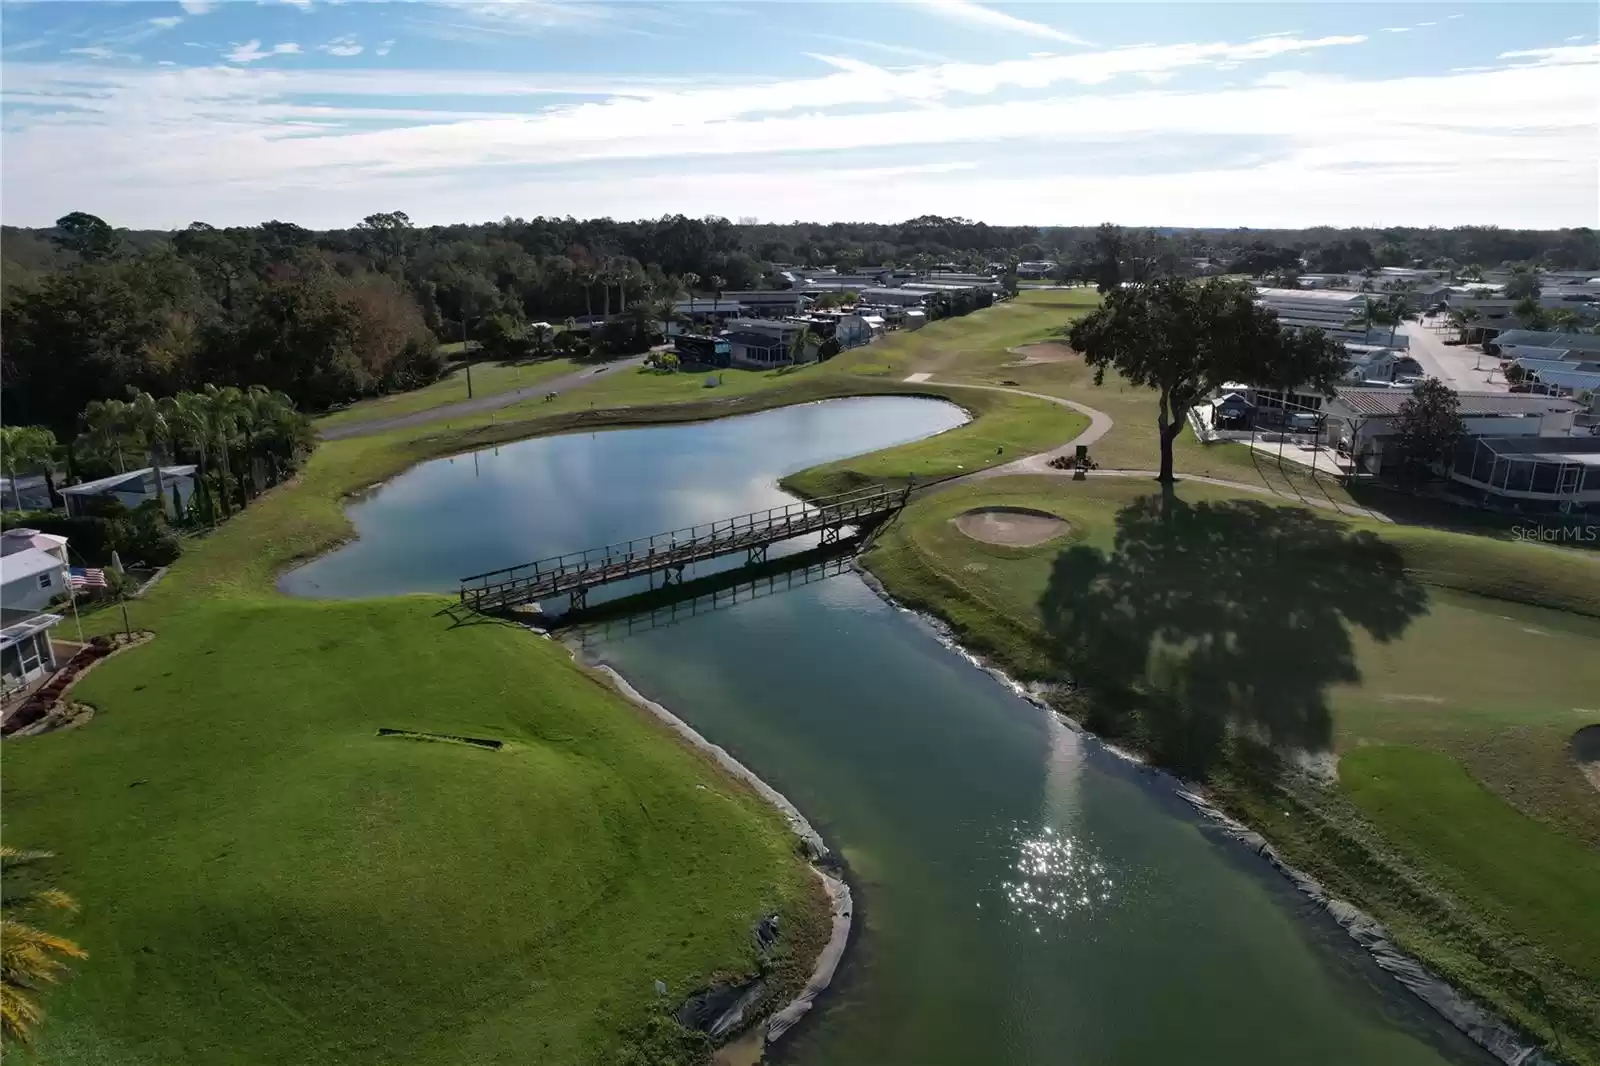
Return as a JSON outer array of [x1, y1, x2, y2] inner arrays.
[[861, 473, 1600, 1060], [315, 358, 580, 430], [1340, 746, 1600, 983], [785, 388, 1088, 497], [6, 597, 823, 1066]]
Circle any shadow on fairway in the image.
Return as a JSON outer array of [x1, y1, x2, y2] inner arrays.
[[1039, 493, 1428, 777]]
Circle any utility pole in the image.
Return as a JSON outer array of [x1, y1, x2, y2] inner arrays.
[[462, 319, 475, 399]]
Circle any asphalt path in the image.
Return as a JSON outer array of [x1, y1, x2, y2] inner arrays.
[[318, 353, 649, 440]]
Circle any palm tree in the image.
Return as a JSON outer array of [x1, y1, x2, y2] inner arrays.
[[0, 426, 57, 513], [580, 271, 596, 317], [786, 325, 813, 365], [528, 322, 555, 359], [1547, 308, 1582, 333], [124, 387, 172, 519], [709, 274, 726, 306], [652, 297, 685, 340], [164, 393, 211, 524], [248, 390, 312, 487], [78, 398, 135, 474], [682, 272, 701, 322], [203, 384, 248, 515], [1, 846, 88, 1047]]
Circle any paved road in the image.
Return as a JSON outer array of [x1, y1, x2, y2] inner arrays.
[[1401, 320, 1507, 394], [319, 354, 649, 440]]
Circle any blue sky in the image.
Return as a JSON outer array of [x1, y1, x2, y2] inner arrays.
[[2, 1, 1595, 229]]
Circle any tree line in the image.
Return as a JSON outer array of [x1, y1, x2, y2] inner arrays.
[[4, 211, 1593, 448]]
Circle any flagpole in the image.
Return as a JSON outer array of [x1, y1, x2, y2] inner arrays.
[[68, 585, 85, 644]]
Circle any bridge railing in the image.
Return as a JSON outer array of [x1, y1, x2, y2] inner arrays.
[[458, 484, 905, 603]]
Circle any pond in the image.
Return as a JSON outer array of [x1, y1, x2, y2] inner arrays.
[[285, 396, 1492, 1066]]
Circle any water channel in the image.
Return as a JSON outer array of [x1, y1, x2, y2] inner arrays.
[[285, 397, 1492, 1066]]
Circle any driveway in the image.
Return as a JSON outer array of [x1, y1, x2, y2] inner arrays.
[[319, 354, 650, 440], [1400, 321, 1507, 394]]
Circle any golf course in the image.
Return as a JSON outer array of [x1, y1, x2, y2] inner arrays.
[[5, 290, 1598, 1064]]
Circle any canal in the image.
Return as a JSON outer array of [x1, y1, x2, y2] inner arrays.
[[285, 397, 1492, 1066]]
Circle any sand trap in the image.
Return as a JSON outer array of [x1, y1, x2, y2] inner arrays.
[[1572, 724, 1600, 793], [1007, 342, 1079, 366], [952, 507, 1070, 547]]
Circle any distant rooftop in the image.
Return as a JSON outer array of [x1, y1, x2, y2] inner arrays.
[[1331, 387, 1580, 418], [1495, 330, 1600, 353], [1255, 287, 1367, 304]]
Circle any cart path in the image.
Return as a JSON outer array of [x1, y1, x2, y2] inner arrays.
[[319, 353, 650, 440], [919, 377, 1393, 523]]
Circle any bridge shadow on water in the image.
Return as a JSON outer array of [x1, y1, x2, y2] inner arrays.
[[1039, 493, 1429, 778]]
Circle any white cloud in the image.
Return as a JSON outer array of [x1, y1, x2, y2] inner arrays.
[[1446, 12, 1464, 18], [65, 46, 118, 60], [2, 37, 1593, 230], [1498, 43, 1600, 66], [1415, 21, 1437, 28], [814, 34, 952, 65], [909, 0, 1093, 47], [1383, 27, 1410, 34], [180, 0, 214, 13], [149, 16, 183, 29], [320, 36, 363, 57], [225, 40, 303, 63], [1564, 35, 1588, 43], [375, 39, 395, 56], [411, 2, 630, 43]]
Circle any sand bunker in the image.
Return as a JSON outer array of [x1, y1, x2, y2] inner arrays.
[[953, 507, 1070, 547], [1572, 724, 1600, 794], [1007, 342, 1079, 365]]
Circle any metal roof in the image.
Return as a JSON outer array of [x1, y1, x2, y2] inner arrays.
[[1471, 436, 1600, 461], [1331, 387, 1581, 418], [1513, 359, 1600, 389], [60, 465, 197, 496], [0, 611, 64, 650], [0, 547, 66, 585], [1495, 330, 1600, 353]]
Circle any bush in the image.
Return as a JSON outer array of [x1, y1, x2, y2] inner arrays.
[[0, 511, 120, 565]]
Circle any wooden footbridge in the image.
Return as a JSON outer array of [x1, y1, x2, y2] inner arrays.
[[458, 485, 910, 612]]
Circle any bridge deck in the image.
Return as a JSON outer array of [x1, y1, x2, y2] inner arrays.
[[459, 485, 908, 611]]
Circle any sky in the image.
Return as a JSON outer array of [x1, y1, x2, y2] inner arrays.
[[1, 1, 1596, 230]]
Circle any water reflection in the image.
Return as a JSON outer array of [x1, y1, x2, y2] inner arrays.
[[1000, 824, 1117, 931], [282, 397, 967, 599]]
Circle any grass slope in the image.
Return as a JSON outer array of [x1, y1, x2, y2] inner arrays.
[[861, 474, 1600, 1062], [7, 598, 823, 1066]]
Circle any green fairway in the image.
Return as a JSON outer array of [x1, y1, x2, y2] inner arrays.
[[5, 597, 823, 1066], [1340, 747, 1600, 983], [860, 474, 1600, 1061]]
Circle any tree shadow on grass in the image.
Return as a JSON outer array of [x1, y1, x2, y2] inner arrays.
[[1039, 494, 1429, 778]]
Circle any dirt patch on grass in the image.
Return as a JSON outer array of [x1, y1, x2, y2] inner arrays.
[[1007, 342, 1079, 365], [1572, 724, 1600, 793], [952, 507, 1070, 547]]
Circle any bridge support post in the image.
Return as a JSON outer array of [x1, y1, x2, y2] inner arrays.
[[570, 586, 588, 612], [746, 544, 767, 565], [820, 524, 841, 545]]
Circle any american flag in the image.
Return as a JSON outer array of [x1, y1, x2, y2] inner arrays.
[[69, 567, 107, 590]]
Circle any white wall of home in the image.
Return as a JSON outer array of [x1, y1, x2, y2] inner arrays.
[[1, 567, 65, 613]]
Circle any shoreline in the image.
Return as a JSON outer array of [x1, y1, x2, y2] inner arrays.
[[566, 644, 854, 1058], [847, 560, 1552, 1066]]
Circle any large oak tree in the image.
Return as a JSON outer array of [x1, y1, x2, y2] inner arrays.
[[1068, 277, 1347, 484]]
